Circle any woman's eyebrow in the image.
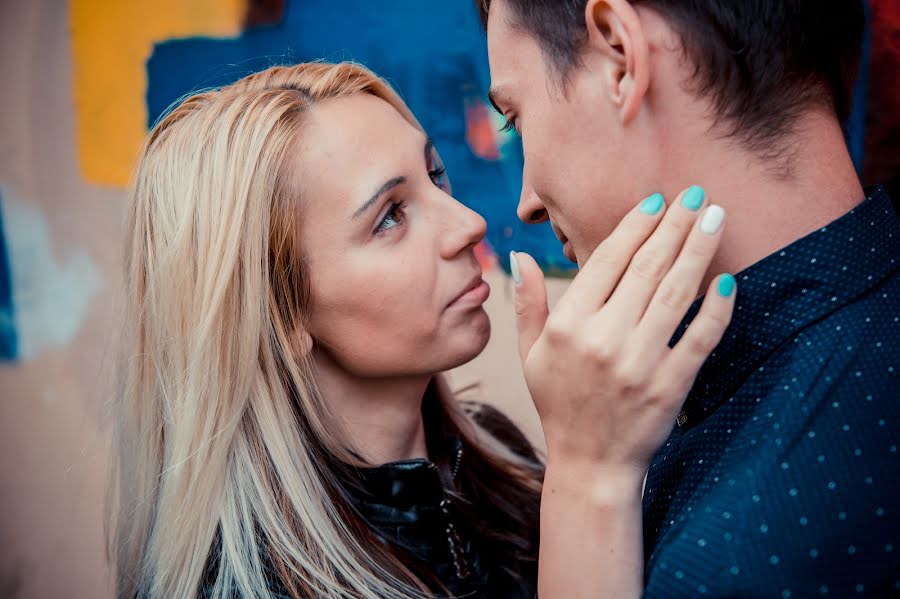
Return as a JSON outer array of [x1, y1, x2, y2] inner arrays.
[[352, 137, 434, 221], [353, 176, 407, 220]]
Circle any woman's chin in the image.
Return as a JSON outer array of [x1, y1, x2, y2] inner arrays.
[[444, 312, 491, 369]]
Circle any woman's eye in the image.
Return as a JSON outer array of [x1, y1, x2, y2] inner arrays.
[[375, 201, 407, 234], [426, 146, 451, 192], [429, 166, 449, 191]]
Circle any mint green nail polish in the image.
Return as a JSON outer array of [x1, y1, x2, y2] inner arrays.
[[510, 251, 522, 286], [718, 273, 736, 297], [639, 193, 665, 215], [682, 185, 705, 211]]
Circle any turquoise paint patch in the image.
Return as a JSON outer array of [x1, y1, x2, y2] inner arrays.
[[0, 190, 18, 361]]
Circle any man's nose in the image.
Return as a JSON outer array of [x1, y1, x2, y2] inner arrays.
[[517, 182, 548, 224]]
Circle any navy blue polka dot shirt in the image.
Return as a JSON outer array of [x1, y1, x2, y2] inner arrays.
[[643, 187, 899, 597]]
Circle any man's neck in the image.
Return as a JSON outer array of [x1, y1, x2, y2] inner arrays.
[[312, 349, 431, 465], [663, 109, 864, 290]]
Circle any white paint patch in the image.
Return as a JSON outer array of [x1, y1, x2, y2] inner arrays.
[[1, 187, 103, 360]]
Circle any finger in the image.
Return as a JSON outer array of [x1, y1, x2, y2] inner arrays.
[[558, 192, 668, 318], [637, 204, 726, 348], [511, 251, 549, 364], [663, 273, 736, 387], [602, 185, 708, 324]]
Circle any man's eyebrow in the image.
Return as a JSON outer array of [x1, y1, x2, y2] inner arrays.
[[353, 176, 407, 220]]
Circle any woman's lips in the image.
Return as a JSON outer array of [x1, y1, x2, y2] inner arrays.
[[449, 279, 491, 308]]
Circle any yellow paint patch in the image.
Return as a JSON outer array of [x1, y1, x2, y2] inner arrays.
[[70, 0, 244, 187]]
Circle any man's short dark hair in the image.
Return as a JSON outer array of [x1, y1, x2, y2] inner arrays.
[[479, 0, 865, 167]]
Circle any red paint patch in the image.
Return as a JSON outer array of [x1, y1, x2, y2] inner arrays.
[[475, 240, 497, 272], [465, 99, 500, 161], [865, 0, 900, 183]]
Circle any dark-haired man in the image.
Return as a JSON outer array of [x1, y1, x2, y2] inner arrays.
[[481, 0, 899, 596]]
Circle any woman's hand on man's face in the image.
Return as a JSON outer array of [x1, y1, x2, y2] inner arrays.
[[511, 186, 735, 480]]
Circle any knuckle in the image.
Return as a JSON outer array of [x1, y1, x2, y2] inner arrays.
[[543, 316, 571, 344], [630, 251, 667, 282], [613, 361, 647, 392], [685, 238, 713, 260], [617, 209, 655, 235], [514, 298, 530, 318], [686, 331, 719, 355], [585, 336, 616, 364], [703, 310, 731, 331], [657, 282, 695, 312], [514, 297, 535, 316], [666, 204, 696, 227], [643, 385, 668, 407], [583, 246, 621, 270]]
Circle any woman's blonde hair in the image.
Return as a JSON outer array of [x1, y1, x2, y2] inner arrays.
[[111, 62, 542, 599]]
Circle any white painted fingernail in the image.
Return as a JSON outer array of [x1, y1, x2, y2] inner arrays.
[[510, 251, 522, 286], [700, 205, 725, 235]]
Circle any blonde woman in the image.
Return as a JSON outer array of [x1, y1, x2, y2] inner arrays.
[[112, 62, 733, 598]]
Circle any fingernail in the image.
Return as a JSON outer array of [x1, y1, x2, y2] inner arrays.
[[717, 273, 736, 297], [639, 193, 665, 215], [510, 251, 522, 286], [681, 185, 705, 211], [700, 205, 725, 235]]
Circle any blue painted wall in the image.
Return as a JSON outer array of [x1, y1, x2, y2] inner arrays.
[[146, 0, 573, 274]]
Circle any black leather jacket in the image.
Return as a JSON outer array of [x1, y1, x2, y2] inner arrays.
[[345, 434, 538, 598], [201, 406, 539, 598]]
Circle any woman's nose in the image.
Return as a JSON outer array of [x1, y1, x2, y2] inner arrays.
[[440, 199, 487, 260]]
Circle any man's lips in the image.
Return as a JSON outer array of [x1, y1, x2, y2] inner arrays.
[[551, 222, 577, 264], [550, 222, 567, 244]]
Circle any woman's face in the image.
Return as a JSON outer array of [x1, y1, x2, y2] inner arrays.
[[294, 94, 491, 379]]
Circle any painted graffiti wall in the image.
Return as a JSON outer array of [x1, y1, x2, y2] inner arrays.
[[71, 0, 573, 274], [1, 2, 564, 596], [1, 1, 897, 598]]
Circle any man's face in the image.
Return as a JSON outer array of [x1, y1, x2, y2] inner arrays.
[[486, 0, 660, 266]]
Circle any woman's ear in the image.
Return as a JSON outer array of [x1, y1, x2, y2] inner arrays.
[[584, 0, 650, 124], [296, 329, 314, 358]]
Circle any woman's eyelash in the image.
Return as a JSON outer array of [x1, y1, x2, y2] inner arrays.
[[373, 163, 445, 235], [375, 201, 407, 235], [499, 118, 517, 133]]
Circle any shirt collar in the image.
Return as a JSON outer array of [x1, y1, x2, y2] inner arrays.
[[671, 186, 899, 429]]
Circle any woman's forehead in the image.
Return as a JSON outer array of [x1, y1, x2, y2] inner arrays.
[[294, 95, 425, 211]]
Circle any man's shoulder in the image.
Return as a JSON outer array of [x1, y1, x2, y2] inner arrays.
[[645, 415, 900, 596], [759, 265, 899, 390]]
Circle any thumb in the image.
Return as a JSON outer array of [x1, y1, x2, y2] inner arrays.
[[510, 251, 549, 364]]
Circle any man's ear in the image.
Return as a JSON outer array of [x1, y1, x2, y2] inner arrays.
[[584, 0, 650, 124]]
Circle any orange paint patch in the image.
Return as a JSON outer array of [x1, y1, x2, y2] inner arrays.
[[475, 240, 498, 272], [465, 99, 500, 161], [70, 0, 245, 187]]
